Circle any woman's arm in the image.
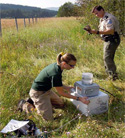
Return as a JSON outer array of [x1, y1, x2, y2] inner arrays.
[[55, 87, 90, 105], [63, 85, 74, 93]]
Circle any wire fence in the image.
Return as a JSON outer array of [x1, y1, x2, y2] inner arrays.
[[0, 17, 40, 37]]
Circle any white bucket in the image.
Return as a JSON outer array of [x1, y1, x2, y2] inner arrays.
[[82, 73, 93, 84]]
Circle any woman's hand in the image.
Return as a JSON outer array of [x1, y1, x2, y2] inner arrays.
[[56, 87, 90, 105], [79, 97, 90, 105], [67, 86, 74, 93]]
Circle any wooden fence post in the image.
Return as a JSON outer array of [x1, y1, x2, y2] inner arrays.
[[32, 18, 34, 24], [24, 18, 26, 28], [28, 18, 30, 24], [0, 17, 2, 37], [15, 17, 18, 32], [35, 18, 37, 23], [0, 3, 2, 37]]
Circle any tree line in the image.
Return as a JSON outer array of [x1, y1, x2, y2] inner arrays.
[[0, 4, 57, 18]]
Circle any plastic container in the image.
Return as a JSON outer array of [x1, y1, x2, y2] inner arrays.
[[71, 90, 109, 116], [74, 81, 99, 97], [35, 128, 42, 136], [82, 73, 93, 84]]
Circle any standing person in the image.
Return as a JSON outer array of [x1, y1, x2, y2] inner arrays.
[[84, 6, 120, 80], [27, 52, 89, 121]]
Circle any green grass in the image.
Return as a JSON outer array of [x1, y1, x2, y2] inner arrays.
[[0, 17, 125, 138]]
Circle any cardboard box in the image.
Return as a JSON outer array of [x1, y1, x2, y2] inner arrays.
[[71, 91, 109, 116]]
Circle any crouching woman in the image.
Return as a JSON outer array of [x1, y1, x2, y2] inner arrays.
[[29, 52, 90, 120]]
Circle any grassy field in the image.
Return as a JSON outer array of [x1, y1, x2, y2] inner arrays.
[[0, 17, 125, 138]]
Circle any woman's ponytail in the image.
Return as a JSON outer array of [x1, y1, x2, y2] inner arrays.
[[57, 52, 76, 65]]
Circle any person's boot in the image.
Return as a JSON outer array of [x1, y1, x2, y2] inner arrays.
[[25, 97, 35, 107], [22, 102, 35, 113], [17, 99, 26, 112], [112, 73, 119, 81], [17, 99, 35, 113], [107, 73, 119, 81]]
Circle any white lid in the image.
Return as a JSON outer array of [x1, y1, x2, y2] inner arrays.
[[82, 73, 93, 79]]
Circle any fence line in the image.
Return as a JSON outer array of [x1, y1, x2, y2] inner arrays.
[[0, 17, 39, 37]]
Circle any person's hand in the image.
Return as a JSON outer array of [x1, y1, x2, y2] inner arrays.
[[84, 25, 92, 34], [79, 97, 90, 105], [67, 86, 74, 93]]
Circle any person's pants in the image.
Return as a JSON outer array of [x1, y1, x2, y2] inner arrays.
[[29, 89, 64, 120], [103, 36, 120, 76]]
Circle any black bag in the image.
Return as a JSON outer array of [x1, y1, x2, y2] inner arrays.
[[102, 32, 119, 42], [14, 119, 36, 137]]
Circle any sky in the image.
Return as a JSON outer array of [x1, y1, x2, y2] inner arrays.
[[0, 0, 77, 8]]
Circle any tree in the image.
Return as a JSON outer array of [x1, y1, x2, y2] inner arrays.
[[57, 2, 75, 17], [76, 0, 124, 35]]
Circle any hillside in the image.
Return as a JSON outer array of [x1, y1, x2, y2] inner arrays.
[[0, 4, 57, 18]]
